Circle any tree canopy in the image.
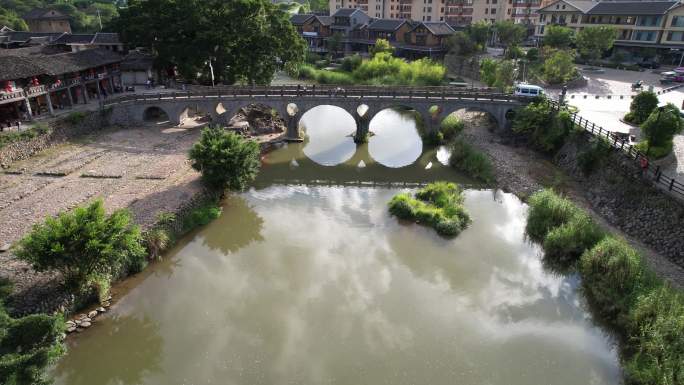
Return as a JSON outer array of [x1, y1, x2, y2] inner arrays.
[[493, 21, 526, 54], [576, 26, 617, 64], [0, 278, 65, 385], [189, 126, 261, 191], [16, 200, 146, 290], [628, 91, 659, 124], [114, 0, 306, 85], [370, 38, 394, 58], [447, 31, 478, 57], [543, 25, 574, 49], [641, 103, 683, 153], [543, 50, 576, 84]]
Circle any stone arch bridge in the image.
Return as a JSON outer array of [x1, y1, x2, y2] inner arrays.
[[104, 85, 528, 142]]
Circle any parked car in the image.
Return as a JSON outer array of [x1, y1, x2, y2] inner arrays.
[[513, 84, 545, 97], [632, 80, 644, 90], [639, 60, 660, 69]]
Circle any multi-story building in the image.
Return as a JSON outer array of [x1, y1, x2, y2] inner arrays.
[[330, 0, 548, 26], [536, 0, 684, 53]]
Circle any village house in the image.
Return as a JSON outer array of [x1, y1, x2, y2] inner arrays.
[[22, 8, 72, 33], [0, 47, 123, 125], [291, 8, 455, 58]]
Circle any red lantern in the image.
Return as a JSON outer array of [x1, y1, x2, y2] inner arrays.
[[3, 81, 12, 92]]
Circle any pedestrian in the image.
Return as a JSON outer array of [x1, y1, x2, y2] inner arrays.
[[640, 156, 649, 176]]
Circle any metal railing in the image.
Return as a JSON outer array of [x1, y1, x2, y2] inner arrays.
[[102, 85, 525, 107], [550, 100, 684, 199]]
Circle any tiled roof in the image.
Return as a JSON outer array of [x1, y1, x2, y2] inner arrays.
[[0, 31, 65, 43], [586, 1, 678, 15], [0, 56, 47, 81], [332, 8, 361, 17], [538, 0, 597, 13], [22, 8, 69, 20], [420, 22, 455, 36], [92, 33, 121, 44], [368, 19, 406, 31], [53, 34, 95, 45], [290, 14, 315, 25], [0, 48, 123, 81], [120, 50, 155, 71], [316, 16, 333, 26]]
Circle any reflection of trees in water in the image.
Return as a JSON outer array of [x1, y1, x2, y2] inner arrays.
[[55, 315, 162, 385], [200, 195, 264, 255]]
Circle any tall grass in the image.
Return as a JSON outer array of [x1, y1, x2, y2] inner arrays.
[[525, 189, 684, 385], [440, 115, 465, 141], [525, 189, 582, 242], [294, 52, 446, 86], [579, 237, 656, 329], [388, 182, 471, 237], [448, 139, 495, 184]]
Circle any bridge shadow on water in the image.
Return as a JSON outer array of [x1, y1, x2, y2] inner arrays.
[[253, 141, 478, 189]]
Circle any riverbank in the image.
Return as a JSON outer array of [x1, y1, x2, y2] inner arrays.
[[0, 114, 285, 316], [458, 110, 684, 288]]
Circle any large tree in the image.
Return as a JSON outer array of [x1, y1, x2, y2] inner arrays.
[[114, 0, 306, 85], [466, 21, 491, 50], [493, 21, 526, 55], [543, 50, 576, 84], [543, 25, 574, 49], [640, 103, 683, 155], [576, 26, 616, 65]]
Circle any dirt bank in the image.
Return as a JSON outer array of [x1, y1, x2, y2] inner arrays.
[[458, 110, 684, 288]]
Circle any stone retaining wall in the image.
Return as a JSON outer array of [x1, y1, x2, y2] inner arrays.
[[555, 134, 684, 268], [0, 109, 113, 167]]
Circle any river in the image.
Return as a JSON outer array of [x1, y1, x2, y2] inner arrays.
[[51, 107, 620, 385]]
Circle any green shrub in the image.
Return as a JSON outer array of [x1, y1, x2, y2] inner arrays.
[[579, 237, 656, 330], [315, 70, 355, 85], [353, 52, 445, 86], [628, 91, 658, 125], [624, 285, 684, 385], [182, 202, 222, 232], [189, 125, 261, 191], [525, 189, 582, 242], [512, 101, 575, 153], [388, 182, 471, 237], [144, 228, 171, 260], [298, 65, 317, 80], [340, 54, 362, 72], [63, 111, 86, 125], [635, 140, 673, 160], [638, 104, 682, 158], [440, 115, 464, 141], [542, 213, 605, 271], [15, 199, 146, 291], [448, 139, 495, 184], [0, 281, 65, 385], [577, 136, 612, 175]]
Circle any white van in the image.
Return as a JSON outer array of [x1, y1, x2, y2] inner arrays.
[[514, 84, 545, 97]]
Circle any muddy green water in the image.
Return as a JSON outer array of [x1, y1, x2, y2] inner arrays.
[[51, 108, 620, 385]]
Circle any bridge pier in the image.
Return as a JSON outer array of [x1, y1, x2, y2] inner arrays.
[[354, 109, 371, 144], [285, 112, 303, 142]]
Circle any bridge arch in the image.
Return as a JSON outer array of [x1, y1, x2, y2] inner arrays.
[[367, 105, 424, 168], [439, 106, 500, 133], [142, 106, 171, 124], [224, 102, 287, 137], [297, 104, 358, 166], [178, 103, 211, 125]]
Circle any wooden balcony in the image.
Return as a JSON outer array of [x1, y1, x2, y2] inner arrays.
[[0, 89, 25, 105]]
